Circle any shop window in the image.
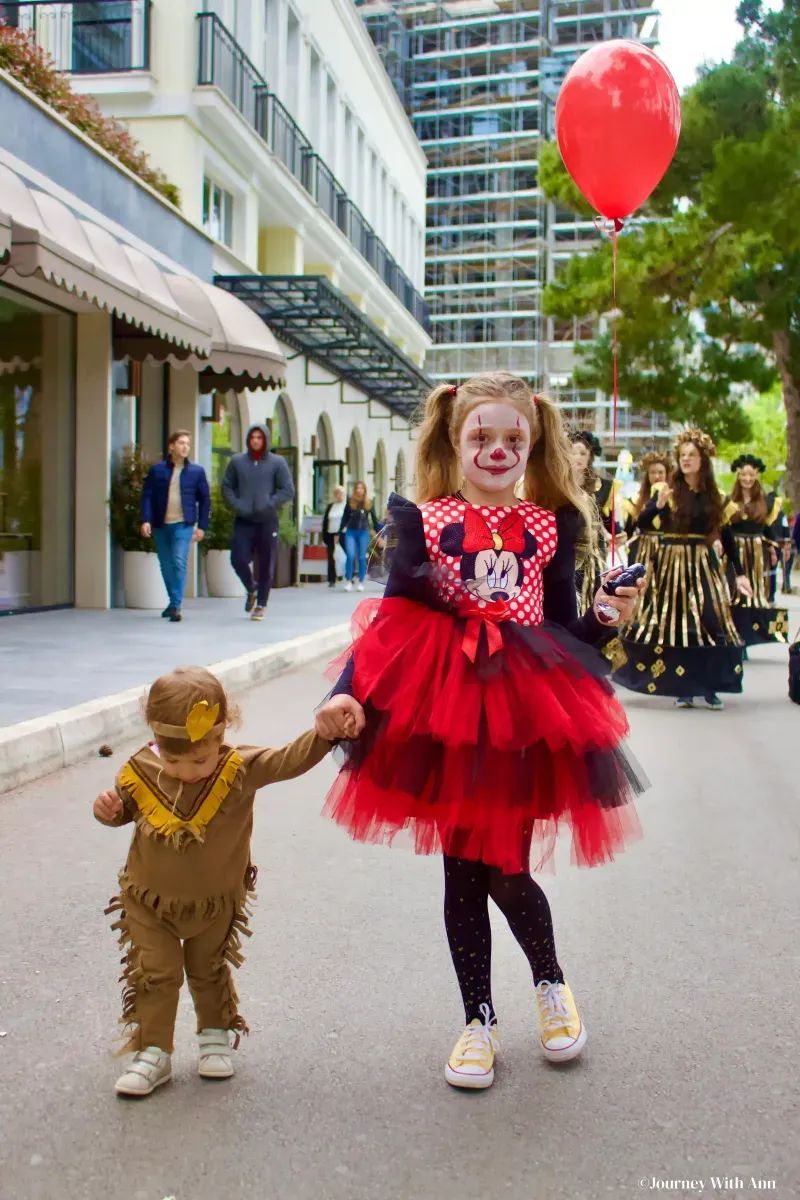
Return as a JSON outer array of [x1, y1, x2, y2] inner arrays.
[[0, 288, 75, 614], [202, 177, 234, 248]]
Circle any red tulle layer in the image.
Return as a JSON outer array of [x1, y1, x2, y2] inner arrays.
[[324, 598, 643, 874]]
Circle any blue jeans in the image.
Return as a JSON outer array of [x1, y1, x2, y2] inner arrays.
[[153, 522, 194, 609], [344, 529, 370, 582]]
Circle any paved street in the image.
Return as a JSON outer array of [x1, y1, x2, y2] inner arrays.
[[0, 585, 379, 727], [1, 643, 799, 1200]]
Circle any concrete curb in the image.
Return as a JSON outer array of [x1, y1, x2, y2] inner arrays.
[[0, 622, 350, 795]]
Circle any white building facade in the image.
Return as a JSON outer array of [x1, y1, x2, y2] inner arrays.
[[18, 0, 431, 534]]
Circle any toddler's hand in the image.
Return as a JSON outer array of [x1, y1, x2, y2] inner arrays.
[[94, 789, 122, 822], [316, 695, 366, 741]]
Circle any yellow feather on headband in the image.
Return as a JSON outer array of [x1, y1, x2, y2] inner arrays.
[[150, 699, 222, 742]]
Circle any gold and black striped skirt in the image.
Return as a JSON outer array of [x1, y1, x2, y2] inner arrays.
[[614, 534, 744, 697], [727, 533, 788, 646]]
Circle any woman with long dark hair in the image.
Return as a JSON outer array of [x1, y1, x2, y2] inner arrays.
[[623, 450, 671, 568], [339, 481, 380, 592], [614, 429, 752, 710], [725, 455, 789, 646]]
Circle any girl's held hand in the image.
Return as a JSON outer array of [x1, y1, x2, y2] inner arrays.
[[316, 695, 366, 741], [592, 569, 645, 625], [94, 790, 122, 821], [736, 575, 754, 599]]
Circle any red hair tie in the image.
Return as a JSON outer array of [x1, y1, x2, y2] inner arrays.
[[449, 386, 457, 397], [533, 394, 540, 407]]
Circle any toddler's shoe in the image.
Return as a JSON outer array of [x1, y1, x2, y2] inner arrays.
[[444, 1004, 498, 1090], [115, 1047, 171, 1097], [535, 980, 587, 1063], [198, 1028, 235, 1079]]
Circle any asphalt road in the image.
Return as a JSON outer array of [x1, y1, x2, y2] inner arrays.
[[1, 645, 799, 1200]]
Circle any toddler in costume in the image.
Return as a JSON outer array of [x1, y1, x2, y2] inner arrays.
[[94, 666, 361, 1098], [316, 372, 646, 1090]]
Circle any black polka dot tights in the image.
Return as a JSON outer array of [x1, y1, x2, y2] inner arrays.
[[443, 854, 564, 1026]]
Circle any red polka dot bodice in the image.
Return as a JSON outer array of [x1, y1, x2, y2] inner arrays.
[[420, 496, 558, 627]]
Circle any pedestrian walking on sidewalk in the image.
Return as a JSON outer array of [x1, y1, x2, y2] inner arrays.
[[339, 481, 380, 592], [140, 431, 210, 623], [94, 665, 362, 1099], [221, 425, 295, 621], [322, 485, 347, 588], [316, 373, 645, 1092]]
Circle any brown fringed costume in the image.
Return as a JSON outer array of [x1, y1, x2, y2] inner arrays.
[[98, 732, 330, 1054]]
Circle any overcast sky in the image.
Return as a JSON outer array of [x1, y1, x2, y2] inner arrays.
[[657, 0, 782, 92]]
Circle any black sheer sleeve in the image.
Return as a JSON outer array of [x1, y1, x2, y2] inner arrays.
[[637, 497, 664, 531], [720, 524, 743, 575], [330, 495, 430, 697], [543, 506, 614, 647]]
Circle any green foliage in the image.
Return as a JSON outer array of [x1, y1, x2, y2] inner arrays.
[[109, 446, 155, 553], [201, 485, 235, 552], [541, 1, 800, 501], [278, 507, 299, 548], [537, 141, 594, 218], [717, 384, 788, 490], [0, 24, 180, 207]]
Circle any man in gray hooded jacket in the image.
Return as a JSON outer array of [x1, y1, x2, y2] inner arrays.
[[221, 424, 295, 619]]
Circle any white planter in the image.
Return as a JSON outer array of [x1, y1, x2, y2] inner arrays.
[[204, 549, 241, 598], [123, 550, 165, 609], [0, 550, 33, 608]]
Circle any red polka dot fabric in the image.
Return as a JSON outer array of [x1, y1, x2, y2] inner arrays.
[[420, 496, 557, 627]]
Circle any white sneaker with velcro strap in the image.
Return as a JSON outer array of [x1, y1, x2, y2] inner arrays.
[[115, 1047, 172, 1097], [198, 1028, 235, 1079]]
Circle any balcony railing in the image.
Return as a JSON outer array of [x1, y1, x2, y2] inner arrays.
[[0, 1, 151, 73], [196, 11, 429, 332]]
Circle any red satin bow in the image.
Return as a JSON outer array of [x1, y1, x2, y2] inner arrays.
[[462, 509, 526, 555], [458, 597, 511, 663]]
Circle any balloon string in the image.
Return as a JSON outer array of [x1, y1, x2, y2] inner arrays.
[[612, 223, 618, 567]]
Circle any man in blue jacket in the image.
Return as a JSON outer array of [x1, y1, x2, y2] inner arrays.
[[221, 424, 295, 620], [140, 430, 210, 622]]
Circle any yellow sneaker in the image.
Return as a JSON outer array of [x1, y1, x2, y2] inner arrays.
[[444, 1004, 498, 1090], [535, 980, 587, 1063]]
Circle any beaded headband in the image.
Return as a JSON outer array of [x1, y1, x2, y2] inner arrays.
[[150, 700, 223, 743]]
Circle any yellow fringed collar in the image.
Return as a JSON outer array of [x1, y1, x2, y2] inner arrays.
[[118, 748, 244, 843]]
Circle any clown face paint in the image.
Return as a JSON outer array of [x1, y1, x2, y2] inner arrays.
[[459, 402, 531, 496]]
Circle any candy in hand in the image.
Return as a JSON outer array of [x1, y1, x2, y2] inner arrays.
[[601, 562, 646, 595]]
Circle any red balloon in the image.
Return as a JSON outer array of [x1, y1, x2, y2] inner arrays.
[[555, 40, 681, 221]]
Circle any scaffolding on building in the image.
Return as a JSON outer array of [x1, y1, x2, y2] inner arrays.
[[357, 0, 667, 456]]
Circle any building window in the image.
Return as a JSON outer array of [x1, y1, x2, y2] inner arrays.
[[202, 177, 234, 247]]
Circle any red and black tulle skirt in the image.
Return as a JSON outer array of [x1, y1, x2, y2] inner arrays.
[[323, 597, 646, 874]]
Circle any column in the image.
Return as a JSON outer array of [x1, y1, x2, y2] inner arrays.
[[74, 313, 113, 610], [258, 225, 305, 273], [271, 0, 289, 104], [168, 364, 200, 599], [139, 361, 166, 463], [38, 314, 73, 607]]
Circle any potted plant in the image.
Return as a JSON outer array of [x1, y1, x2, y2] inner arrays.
[[201, 486, 240, 598], [109, 446, 162, 609], [274, 507, 299, 588]]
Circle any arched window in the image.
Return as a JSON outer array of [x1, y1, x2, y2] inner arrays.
[[272, 392, 293, 449], [394, 448, 407, 498], [347, 429, 364, 489], [373, 440, 388, 516]]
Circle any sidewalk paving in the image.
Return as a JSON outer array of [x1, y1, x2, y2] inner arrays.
[[0, 584, 375, 729]]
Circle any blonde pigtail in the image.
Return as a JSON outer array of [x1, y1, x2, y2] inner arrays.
[[524, 394, 597, 568], [415, 384, 461, 502]]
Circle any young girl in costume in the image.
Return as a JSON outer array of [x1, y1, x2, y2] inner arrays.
[[93, 666, 361, 1098], [316, 372, 645, 1091]]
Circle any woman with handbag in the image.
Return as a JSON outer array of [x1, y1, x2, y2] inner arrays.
[[322, 486, 347, 589]]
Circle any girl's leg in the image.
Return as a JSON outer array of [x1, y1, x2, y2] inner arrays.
[[487, 866, 585, 1062], [486, 868, 563, 986], [443, 854, 495, 1023], [343, 532, 356, 582], [357, 529, 369, 582]]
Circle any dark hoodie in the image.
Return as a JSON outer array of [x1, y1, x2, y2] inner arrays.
[[221, 424, 295, 523]]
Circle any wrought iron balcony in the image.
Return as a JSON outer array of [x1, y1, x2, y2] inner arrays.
[[0, 1, 151, 73], [196, 12, 429, 333]]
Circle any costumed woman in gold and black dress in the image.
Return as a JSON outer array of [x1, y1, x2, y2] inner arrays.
[[725, 455, 789, 646], [614, 429, 752, 711], [570, 430, 622, 614], [623, 450, 670, 570]]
